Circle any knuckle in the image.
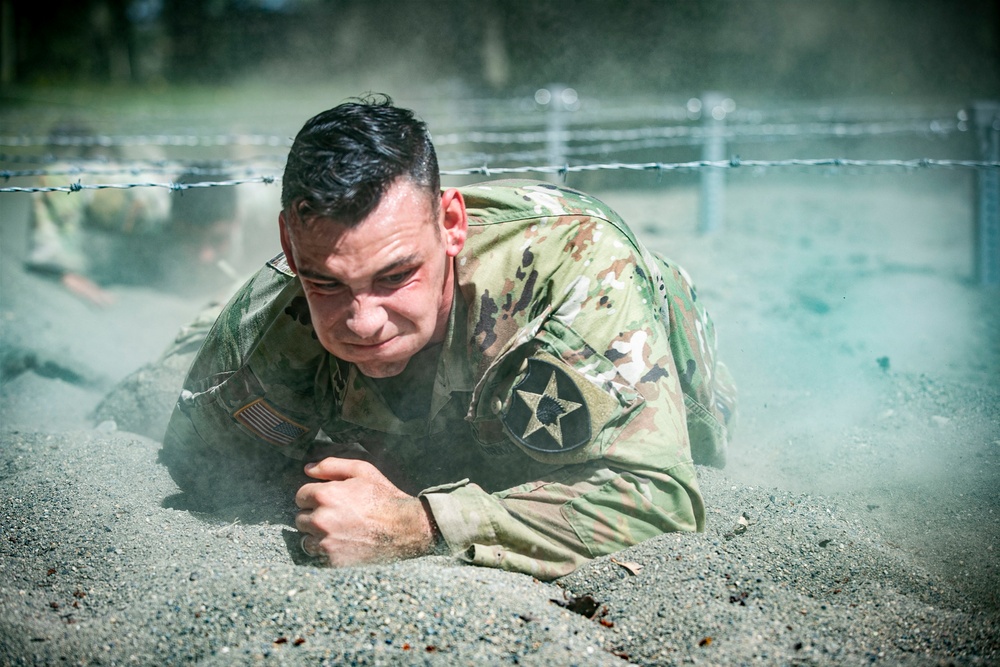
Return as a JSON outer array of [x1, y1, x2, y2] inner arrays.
[[293, 512, 312, 532], [354, 459, 377, 476], [314, 485, 336, 505]]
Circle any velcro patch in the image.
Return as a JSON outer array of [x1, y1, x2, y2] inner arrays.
[[267, 252, 295, 276], [502, 358, 590, 453], [233, 397, 308, 446]]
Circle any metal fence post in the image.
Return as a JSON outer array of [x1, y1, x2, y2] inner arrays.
[[973, 101, 1000, 285], [699, 91, 728, 234], [539, 84, 572, 182]]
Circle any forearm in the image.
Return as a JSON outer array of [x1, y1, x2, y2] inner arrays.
[[419, 461, 702, 581], [421, 479, 588, 580]]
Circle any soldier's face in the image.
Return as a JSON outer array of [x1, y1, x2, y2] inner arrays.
[[279, 179, 467, 378]]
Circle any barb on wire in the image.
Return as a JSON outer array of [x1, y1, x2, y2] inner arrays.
[[0, 175, 277, 194]]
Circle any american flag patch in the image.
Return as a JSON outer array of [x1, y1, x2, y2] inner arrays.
[[233, 398, 308, 446]]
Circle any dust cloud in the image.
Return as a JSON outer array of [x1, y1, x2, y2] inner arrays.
[[1, 1, 998, 662]]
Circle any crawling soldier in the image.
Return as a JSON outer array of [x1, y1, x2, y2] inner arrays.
[[161, 95, 736, 580]]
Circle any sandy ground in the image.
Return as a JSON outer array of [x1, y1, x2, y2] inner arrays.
[[1, 165, 998, 665]]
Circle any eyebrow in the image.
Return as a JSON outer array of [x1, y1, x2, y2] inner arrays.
[[298, 254, 421, 283]]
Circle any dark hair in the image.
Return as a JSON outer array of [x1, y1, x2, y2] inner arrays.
[[281, 94, 440, 226]]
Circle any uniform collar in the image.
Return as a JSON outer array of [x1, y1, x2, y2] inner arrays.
[[429, 279, 475, 416], [335, 278, 475, 435]]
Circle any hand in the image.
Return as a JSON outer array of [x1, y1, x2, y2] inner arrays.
[[294, 457, 436, 567], [61, 272, 116, 307]]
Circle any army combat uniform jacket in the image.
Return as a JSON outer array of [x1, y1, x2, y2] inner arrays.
[[164, 180, 736, 580]]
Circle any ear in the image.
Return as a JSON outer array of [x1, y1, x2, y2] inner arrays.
[[278, 210, 299, 274], [439, 188, 468, 258]]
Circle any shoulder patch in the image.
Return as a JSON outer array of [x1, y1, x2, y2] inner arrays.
[[233, 397, 308, 446], [267, 252, 295, 276], [501, 358, 590, 453]]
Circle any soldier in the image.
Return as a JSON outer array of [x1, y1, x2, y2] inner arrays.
[[26, 165, 172, 305], [161, 95, 736, 580], [26, 146, 239, 305]]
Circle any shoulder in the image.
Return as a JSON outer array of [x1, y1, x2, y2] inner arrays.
[[196, 252, 320, 368], [455, 181, 659, 357], [459, 180, 645, 263], [459, 179, 621, 226]]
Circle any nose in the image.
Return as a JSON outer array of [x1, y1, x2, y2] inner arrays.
[[344, 293, 388, 341]]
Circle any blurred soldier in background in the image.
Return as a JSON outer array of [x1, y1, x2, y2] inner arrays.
[[25, 124, 240, 305]]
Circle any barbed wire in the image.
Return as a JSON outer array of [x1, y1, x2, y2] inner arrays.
[[0, 119, 968, 179], [0, 175, 276, 194], [0, 117, 964, 153], [434, 118, 963, 146], [0, 118, 967, 183], [437, 121, 963, 166], [3, 119, 968, 178], [441, 158, 1000, 177], [0, 163, 282, 180], [0, 153, 289, 168], [1, 157, 996, 194], [400, 91, 974, 133], [0, 134, 293, 148]]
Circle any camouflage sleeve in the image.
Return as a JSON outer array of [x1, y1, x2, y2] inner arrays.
[[160, 262, 324, 510], [421, 456, 701, 580], [421, 211, 733, 580]]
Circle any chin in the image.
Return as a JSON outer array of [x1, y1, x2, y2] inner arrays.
[[322, 335, 421, 378], [354, 359, 409, 378]]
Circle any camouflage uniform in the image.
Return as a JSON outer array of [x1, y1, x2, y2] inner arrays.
[[26, 165, 172, 277], [163, 179, 736, 580]]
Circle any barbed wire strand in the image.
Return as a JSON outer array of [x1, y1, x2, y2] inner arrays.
[[0, 117, 965, 152], [440, 158, 1000, 177], [0, 117, 970, 180], [433, 118, 963, 146], [0, 161, 293, 180], [2, 158, 997, 194], [0, 153, 289, 167], [2, 124, 969, 179], [1, 100, 964, 138], [0, 176, 275, 194], [0, 134, 292, 148]]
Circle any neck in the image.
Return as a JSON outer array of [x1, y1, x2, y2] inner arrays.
[[430, 258, 456, 345]]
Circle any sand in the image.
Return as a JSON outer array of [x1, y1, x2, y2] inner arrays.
[[1, 168, 998, 665]]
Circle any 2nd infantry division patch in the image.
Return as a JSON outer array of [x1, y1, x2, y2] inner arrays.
[[233, 397, 308, 447], [502, 358, 591, 453]]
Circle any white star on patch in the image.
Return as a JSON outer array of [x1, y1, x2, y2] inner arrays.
[[516, 371, 583, 448]]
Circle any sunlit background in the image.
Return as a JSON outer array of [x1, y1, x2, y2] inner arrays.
[[2, 0, 998, 268], [1, 0, 999, 622], [4, 0, 998, 98]]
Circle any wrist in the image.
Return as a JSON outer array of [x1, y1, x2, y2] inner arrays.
[[419, 497, 448, 556]]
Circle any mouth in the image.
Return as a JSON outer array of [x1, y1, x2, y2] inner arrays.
[[342, 337, 395, 352]]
